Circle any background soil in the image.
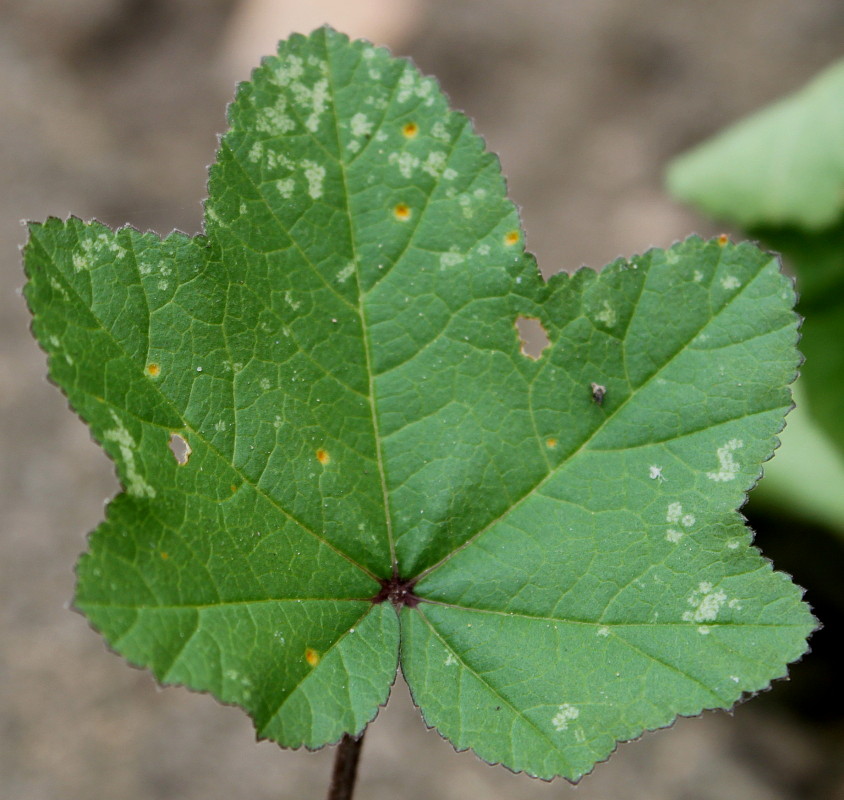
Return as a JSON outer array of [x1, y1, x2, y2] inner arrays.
[[2, 2, 843, 798]]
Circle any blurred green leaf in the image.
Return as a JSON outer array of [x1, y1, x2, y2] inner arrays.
[[668, 59, 844, 538], [667, 60, 844, 231]]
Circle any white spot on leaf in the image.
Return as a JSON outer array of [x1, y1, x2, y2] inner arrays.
[[439, 248, 465, 269], [350, 112, 373, 138], [682, 581, 727, 623], [389, 151, 420, 178], [275, 178, 295, 199], [302, 160, 325, 199], [336, 262, 356, 284], [666, 502, 683, 523], [274, 55, 304, 86], [721, 275, 741, 290], [397, 70, 416, 103], [706, 439, 743, 482], [421, 151, 447, 177], [104, 412, 156, 498], [292, 78, 329, 133], [551, 704, 580, 732], [594, 300, 616, 327], [257, 104, 295, 135], [431, 121, 450, 142]]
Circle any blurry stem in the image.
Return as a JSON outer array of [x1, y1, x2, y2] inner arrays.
[[326, 732, 365, 800]]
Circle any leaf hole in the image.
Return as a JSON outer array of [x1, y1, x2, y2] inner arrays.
[[168, 433, 192, 465], [515, 316, 550, 360]]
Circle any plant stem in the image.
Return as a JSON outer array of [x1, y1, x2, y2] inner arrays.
[[326, 732, 365, 800]]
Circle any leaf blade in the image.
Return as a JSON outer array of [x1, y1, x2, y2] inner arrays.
[[24, 28, 814, 774], [402, 239, 813, 780]]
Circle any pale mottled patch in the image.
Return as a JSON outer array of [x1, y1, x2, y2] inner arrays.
[[302, 160, 325, 199], [256, 104, 295, 135], [706, 439, 743, 482], [275, 178, 295, 199], [682, 581, 727, 623], [350, 112, 373, 138], [439, 248, 465, 269], [422, 151, 448, 177], [594, 300, 616, 327], [551, 704, 580, 732], [389, 151, 420, 178], [104, 412, 156, 498], [336, 262, 356, 284]]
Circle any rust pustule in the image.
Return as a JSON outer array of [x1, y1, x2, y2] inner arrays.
[[372, 576, 421, 609]]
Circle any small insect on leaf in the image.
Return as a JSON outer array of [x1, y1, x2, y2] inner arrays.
[[590, 382, 606, 405]]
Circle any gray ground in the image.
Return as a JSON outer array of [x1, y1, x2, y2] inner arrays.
[[2, 2, 843, 798]]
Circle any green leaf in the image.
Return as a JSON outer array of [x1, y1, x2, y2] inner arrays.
[[754, 383, 844, 536], [25, 28, 814, 781], [666, 59, 844, 231], [666, 60, 844, 531]]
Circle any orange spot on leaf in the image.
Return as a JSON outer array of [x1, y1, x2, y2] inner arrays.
[[504, 230, 520, 246], [394, 202, 411, 221], [305, 647, 320, 667], [546, 437, 558, 449], [146, 363, 160, 377], [718, 233, 729, 246], [316, 449, 330, 465], [402, 121, 419, 138], [160, 552, 169, 560]]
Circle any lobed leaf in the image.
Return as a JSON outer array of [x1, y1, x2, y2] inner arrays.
[[25, 28, 815, 781]]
